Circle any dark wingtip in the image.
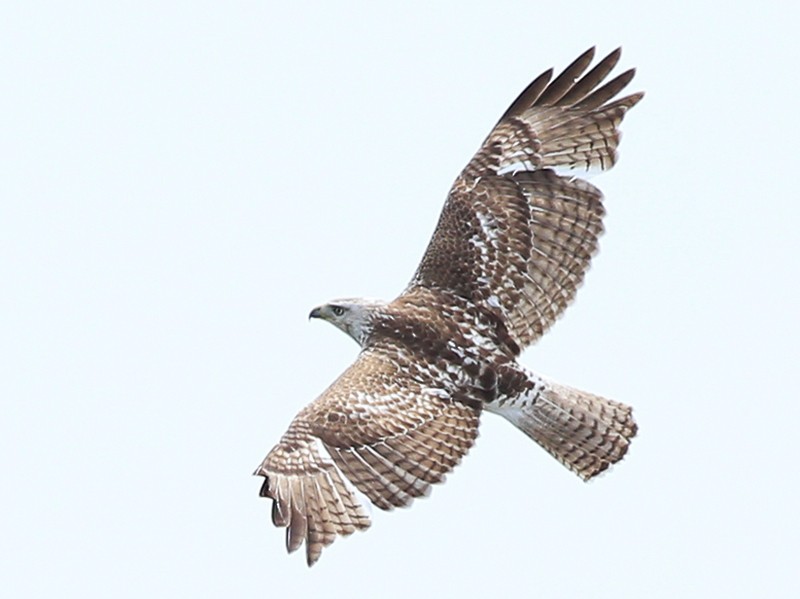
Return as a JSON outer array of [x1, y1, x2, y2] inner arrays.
[[272, 497, 290, 527], [306, 551, 321, 567], [578, 46, 597, 61], [600, 47, 623, 75], [259, 477, 271, 497], [627, 90, 645, 106], [286, 528, 301, 554], [499, 68, 553, 121], [535, 47, 597, 106], [575, 67, 637, 109], [617, 67, 636, 86]]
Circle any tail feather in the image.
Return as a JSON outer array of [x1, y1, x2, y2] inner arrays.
[[491, 378, 637, 480]]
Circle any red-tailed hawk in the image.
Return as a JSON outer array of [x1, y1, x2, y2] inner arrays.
[[255, 47, 643, 565]]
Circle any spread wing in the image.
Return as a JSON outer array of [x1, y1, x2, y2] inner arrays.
[[408, 47, 643, 350], [254, 345, 481, 565]]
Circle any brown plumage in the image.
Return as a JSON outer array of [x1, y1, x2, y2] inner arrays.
[[255, 47, 643, 565]]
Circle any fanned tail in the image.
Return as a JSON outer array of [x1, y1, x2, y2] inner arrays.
[[490, 377, 637, 480]]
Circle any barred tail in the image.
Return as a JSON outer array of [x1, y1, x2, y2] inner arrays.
[[491, 379, 637, 480]]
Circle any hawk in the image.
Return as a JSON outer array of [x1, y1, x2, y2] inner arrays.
[[255, 47, 643, 565]]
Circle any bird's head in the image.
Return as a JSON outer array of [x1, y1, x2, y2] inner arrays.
[[308, 298, 387, 346]]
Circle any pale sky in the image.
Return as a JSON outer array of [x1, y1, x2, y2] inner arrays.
[[2, 1, 799, 597]]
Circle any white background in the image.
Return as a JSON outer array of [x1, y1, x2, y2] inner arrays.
[[2, 1, 798, 597]]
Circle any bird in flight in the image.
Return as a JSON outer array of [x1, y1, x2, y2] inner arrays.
[[255, 47, 643, 565]]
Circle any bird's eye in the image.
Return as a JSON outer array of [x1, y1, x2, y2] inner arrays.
[[331, 306, 345, 317]]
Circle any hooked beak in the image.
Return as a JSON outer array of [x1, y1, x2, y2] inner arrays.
[[308, 306, 323, 320]]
